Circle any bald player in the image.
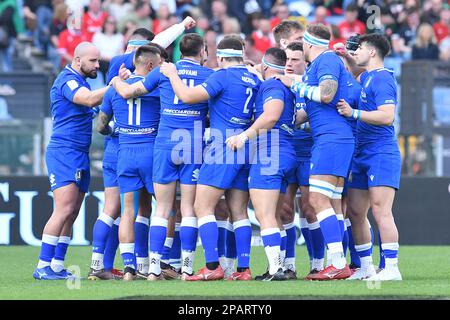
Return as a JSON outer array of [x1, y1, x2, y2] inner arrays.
[[33, 43, 118, 280]]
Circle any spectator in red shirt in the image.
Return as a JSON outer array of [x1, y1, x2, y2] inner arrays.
[[433, 6, 450, 43], [252, 17, 275, 54], [58, 23, 90, 67], [270, 3, 290, 30], [329, 24, 345, 49], [338, 4, 366, 40], [82, 0, 108, 41]]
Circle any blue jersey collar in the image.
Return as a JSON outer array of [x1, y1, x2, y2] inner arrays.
[[178, 58, 200, 65], [65, 65, 84, 78]]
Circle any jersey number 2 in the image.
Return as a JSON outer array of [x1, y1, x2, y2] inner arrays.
[[243, 87, 253, 114], [127, 98, 141, 126]]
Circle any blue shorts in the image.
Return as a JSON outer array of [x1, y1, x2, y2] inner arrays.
[[197, 143, 250, 191], [117, 143, 154, 194], [46, 146, 90, 193], [153, 144, 203, 185], [310, 142, 354, 178], [103, 160, 118, 188], [347, 147, 401, 190], [249, 148, 297, 193], [103, 137, 119, 188], [288, 158, 311, 187]]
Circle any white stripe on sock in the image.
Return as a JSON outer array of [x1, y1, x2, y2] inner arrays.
[[41, 234, 59, 246], [98, 213, 115, 227], [58, 236, 71, 245], [316, 208, 336, 223], [233, 219, 251, 230], [308, 221, 320, 230], [136, 215, 150, 225], [119, 243, 134, 254], [181, 217, 198, 228], [381, 242, 399, 251], [260, 228, 280, 237], [355, 242, 372, 252], [151, 217, 168, 228], [198, 215, 216, 227]]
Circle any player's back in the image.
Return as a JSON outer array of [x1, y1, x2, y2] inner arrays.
[[202, 65, 261, 142], [357, 68, 397, 146], [254, 78, 296, 149], [147, 60, 213, 147], [111, 75, 160, 145], [49, 65, 94, 152], [303, 50, 353, 144]]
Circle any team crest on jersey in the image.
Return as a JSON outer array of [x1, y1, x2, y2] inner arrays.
[[75, 169, 82, 182], [192, 169, 200, 182]]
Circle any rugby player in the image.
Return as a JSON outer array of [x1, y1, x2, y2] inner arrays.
[[335, 34, 402, 281], [276, 24, 354, 280], [160, 37, 261, 281], [97, 45, 162, 281], [33, 42, 114, 280], [227, 47, 296, 281]]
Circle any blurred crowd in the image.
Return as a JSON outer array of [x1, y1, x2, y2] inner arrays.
[[1, 0, 450, 77]]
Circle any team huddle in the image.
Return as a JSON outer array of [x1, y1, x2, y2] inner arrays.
[[32, 17, 402, 283]]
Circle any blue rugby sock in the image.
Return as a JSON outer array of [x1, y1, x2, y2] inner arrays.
[[233, 219, 252, 269], [284, 223, 297, 271], [180, 217, 198, 275], [198, 215, 219, 268], [225, 223, 237, 260], [300, 218, 313, 261], [169, 223, 181, 267], [91, 213, 114, 270], [135, 216, 149, 274], [217, 220, 228, 259], [51, 236, 71, 272], [37, 234, 59, 269], [345, 218, 361, 268], [317, 208, 345, 269], [104, 218, 120, 271], [119, 243, 135, 270], [261, 228, 282, 274], [377, 231, 385, 269]]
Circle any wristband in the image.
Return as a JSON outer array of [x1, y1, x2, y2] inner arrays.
[[239, 132, 249, 144], [351, 109, 361, 120]]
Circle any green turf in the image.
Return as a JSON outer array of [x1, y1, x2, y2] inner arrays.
[[0, 246, 449, 300]]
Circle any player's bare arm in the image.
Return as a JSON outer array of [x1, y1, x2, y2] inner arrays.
[[337, 99, 395, 126], [96, 111, 113, 136], [73, 86, 110, 108], [113, 78, 148, 99], [160, 62, 209, 104], [226, 99, 283, 151], [319, 79, 338, 104]]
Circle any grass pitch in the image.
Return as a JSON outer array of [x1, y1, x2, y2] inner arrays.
[[0, 246, 449, 300]]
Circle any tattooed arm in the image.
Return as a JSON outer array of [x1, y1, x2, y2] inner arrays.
[[113, 79, 149, 99], [96, 111, 113, 136], [319, 79, 338, 104]]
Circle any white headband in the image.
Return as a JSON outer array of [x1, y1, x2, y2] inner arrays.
[[262, 56, 285, 71], [216, 49, 243, 58], [303, 31, 330, 47]]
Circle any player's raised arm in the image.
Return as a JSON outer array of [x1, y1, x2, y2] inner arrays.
[[334, 42, 365, 82], [160, 62, 210, 104], [152, 16, 196, 49]]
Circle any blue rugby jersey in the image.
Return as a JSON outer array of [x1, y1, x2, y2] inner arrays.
[[142, 60, 213, 149], [357, 68, 398, 146], [302, 50, 353, 144], [48, 65, 94, 152], [104, 75, 160, 145], [254, 78, 296, 149], [200, 65, 261, 143], [106, 51, 135, 84]]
